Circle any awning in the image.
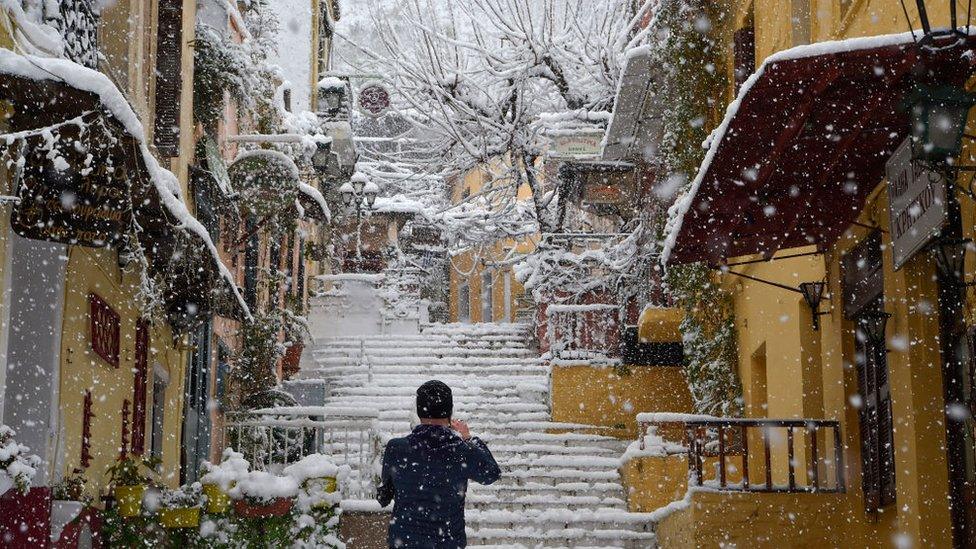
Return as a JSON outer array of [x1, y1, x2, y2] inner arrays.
[[663, 32, 976, 265], [0, 49, 251, 324], [603, 46, 663, 162]]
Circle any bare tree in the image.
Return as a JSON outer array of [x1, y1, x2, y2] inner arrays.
[[337, 0, 655, 245]]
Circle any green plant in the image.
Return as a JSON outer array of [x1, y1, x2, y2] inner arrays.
[[107, 454, 160, 486], [159, 484, 204, 509], [52, 469, 91, 503]]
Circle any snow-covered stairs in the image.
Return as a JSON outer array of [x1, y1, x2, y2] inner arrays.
[[300, 323, 656, 548]]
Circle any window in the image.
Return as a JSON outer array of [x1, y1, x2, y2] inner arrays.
[[843, 232, 895, 512], [150, 366, 167, 461], [481, 272, 493, 323], [131, 320, 149, 455], [153, 0, 183, 157], [458, 283, 471, 323]]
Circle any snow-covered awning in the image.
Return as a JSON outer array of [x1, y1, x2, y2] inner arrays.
[[663, 32, 976, 266], [0, 48, 251, 323], [603, 46, 662, 162]]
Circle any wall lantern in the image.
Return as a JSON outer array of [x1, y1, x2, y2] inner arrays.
[[908, 83, 976, 165], [799, 281, 827, 331], [932, 236, 973, 284], [858, 310, 891, 346]]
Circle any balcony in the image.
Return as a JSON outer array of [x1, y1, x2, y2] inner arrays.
[[544, 302, 620, 363]]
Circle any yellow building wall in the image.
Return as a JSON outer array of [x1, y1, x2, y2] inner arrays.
[[656, 490, 870, 548], [620, 454, 744, 513], [550, 365, 693, 439], [58, 247, 187, 496], [449, 239, 533, 324]]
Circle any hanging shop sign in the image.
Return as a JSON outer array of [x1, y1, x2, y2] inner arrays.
[[89, 293, 121, 368], [549, 130, 605, 160], [11, 128, 132, 248], [358, 84, 391, 117], [885, 138, 949, 270]]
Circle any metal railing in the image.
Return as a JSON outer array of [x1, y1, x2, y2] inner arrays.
[[546, 303, 620, 360], [221, 406, 381, 500], [685, 418, 845, 493]]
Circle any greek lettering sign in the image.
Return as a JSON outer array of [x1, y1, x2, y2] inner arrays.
[[886, 138, 948, 270], [11, 129, 131, 248]]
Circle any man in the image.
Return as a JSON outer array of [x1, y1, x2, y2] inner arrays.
[[377, 380, 501, 548]]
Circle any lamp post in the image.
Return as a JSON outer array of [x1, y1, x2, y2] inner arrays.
[[339, 172, 380, 267]]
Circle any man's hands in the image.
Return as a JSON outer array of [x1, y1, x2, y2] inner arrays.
[[451, 419, 471, 440]]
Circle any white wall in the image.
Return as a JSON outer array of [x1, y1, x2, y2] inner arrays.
[[270, 0, 314, 112]]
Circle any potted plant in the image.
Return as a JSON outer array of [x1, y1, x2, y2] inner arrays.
[[158, 484, 202, 528], [50, 470, 92, 543], [233, 494, 293, 518], [107, 454, 159, 517], [0, 425, 40, 497], [201, 482, 232, 514]]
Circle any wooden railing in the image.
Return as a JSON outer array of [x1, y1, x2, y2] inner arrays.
[[685, 418, 845, 493]]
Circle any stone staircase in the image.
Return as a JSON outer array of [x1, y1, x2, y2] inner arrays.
[[300, 322, 657, 548]]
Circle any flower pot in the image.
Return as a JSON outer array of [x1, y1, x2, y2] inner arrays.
[[203, 483, 231, 514], [307, 477, 338, 509], [114, 484, 146, 517], [234, 497, 292, 518], [159, 507, 201, 528]]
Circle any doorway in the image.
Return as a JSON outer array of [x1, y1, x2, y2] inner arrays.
[[181, 320, 212, 484]]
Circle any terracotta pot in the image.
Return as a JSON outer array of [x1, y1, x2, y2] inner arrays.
[[159, 507, 200, 528], [234, 497, 292, 518], [114, 485, 146, 517], [202, 483, 231, 514]]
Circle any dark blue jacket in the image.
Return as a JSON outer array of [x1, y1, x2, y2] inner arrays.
[[377, 424, 501, 548]]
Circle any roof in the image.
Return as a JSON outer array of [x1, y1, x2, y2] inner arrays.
[[663, 31, 976, 265]]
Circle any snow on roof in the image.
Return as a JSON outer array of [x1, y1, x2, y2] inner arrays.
[[0, 48, 251, 320], [660, 29, 937, 266]]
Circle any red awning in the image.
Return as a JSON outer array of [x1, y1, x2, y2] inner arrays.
[[664, 32, 976, 265]]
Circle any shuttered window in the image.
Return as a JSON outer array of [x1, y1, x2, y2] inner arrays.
[[131, 320, 149, 455], [733, 26, 755, 94], [843, 232, 896, 512], [154, 0, 183, 157]]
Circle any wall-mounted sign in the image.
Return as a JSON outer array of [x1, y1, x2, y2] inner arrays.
[[549, 130, 605, 159], [886, 138, 948, 270], [358, 84, 391, 117], [12, 129, 131, 248], [90, 293, 121, 368]]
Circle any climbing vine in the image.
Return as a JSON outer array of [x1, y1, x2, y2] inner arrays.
[[652, 0, 744, 416]]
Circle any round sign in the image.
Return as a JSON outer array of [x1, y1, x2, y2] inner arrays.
[[358, 84, 391, 116]]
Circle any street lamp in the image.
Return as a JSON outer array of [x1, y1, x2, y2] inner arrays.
[[932, 237, 974, 284], [799, 281, 827, 331], [339, 172, 379, 215], [858, 310, 891, 346], [908, 83, 976, 165]]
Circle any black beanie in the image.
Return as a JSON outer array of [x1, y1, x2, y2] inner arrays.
[[416, 380, 453, 419]]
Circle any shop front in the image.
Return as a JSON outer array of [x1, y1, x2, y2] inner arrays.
[[662, 30, 976, 547], [0, 52, 248, 545]]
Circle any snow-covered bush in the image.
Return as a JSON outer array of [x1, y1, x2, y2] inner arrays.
[[0, 425, 41, 496]]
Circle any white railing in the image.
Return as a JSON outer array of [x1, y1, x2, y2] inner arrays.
[[221, 406, 381, 500]]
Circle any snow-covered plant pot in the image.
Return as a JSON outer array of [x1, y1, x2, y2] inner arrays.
[[234, 496, 293, 518], [158, 484, 203, 528], [202, 483, 232, 514], [0, 425, 41, 497]]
